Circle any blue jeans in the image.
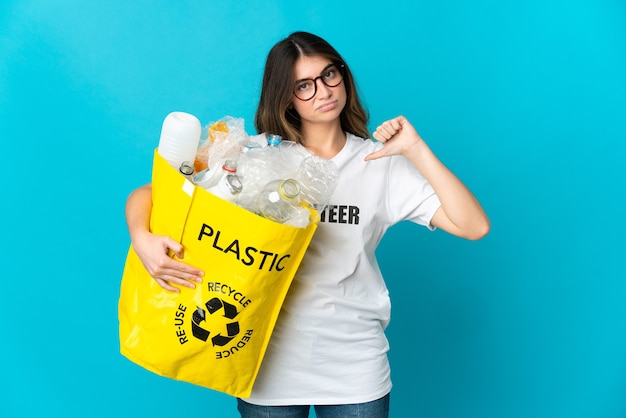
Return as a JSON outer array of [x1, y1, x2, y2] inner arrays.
[[237, 393, 390, 418]]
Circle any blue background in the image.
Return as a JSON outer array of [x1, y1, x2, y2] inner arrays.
[[1, 1, 624, 417]]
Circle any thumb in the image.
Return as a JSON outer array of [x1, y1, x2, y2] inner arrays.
[[364, 148, 386, 162], [165, 237, 184, 259]]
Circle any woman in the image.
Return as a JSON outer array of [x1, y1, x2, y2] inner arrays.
[[126, 31, 489, 418]]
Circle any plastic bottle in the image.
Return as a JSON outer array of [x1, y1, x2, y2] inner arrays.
[[157, 112, 201, 170], [192, 167, 214, 188], [192, 160, 230, 189], [206, 161, 243, 203], [265, 133, 298, 179], [241, 136, 262, 153], [257, 179, 302, 223], [296, 156, 339, 212]]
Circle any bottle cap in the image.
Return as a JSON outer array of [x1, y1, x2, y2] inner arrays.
[[267, 134, 283, 147], [222, 160, 237, 173]]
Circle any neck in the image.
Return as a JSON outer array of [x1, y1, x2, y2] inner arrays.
[[301, 121, 346, 159]]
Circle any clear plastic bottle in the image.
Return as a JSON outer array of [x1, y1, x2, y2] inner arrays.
[[264, 133, 297, 179], [296, 156, 339, 212], [241, 136, 262, 154], [257, 178, 302, 223]]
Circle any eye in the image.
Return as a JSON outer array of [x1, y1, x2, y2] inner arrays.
[[324, 68, 337, 80], [296, 81, 312, 91]]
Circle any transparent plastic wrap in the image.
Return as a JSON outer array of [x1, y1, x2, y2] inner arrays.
[[194, 116, 249, 172], [235, 136, 310, 214], [160, 113, 338, 227]]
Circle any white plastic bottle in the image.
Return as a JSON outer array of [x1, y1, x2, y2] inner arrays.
[[157, 111, 202, 170], [206, 161, 242, 203], [193, 160, 227, 189]]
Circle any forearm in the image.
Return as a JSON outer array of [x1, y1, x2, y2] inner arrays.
[[124, 183, 202, 289], [125, 183, 153, 242], [370, 115, 489, 239], [403, 141, 489, 239]]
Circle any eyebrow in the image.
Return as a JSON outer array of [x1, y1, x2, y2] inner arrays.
[[294, 63, 336, 84]]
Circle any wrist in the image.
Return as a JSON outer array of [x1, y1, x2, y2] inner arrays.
[[402, 138, 427, 160], [130, 226, 152, 244]]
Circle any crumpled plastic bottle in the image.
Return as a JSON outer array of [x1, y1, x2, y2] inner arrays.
[[296, 155, 339, 212]]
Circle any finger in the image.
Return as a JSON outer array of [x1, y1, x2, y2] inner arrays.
[[364, 149, 385, 161], [372, 130, 387, 142], [147, 256, 203, 282], [155, 271, 199, 289], [156, 246, 204, 277], [389, 116, 404, 130], [157, 262, 204, 283], [157, 268, 202, 284], [155, 277, 182, 293], [169, 258, 204, 281], [373, 125, 394, 142], [165, 276, 198, 289], [376, 120, 400, 140], [364, 140, 390, 161]]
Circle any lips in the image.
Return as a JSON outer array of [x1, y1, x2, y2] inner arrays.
[[316, 100, 338, 112]]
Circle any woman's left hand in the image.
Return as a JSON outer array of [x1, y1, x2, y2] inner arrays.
[[365, 115, 423, 161], [365, 114, 490, 240]]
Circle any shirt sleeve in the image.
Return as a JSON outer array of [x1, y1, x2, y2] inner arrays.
[[385, 154, 441, 230]]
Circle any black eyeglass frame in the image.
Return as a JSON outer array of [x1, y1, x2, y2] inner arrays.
[[292, 63, 346, 101]]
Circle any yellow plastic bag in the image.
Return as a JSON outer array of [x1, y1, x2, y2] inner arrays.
[[118, 150, 318, 397]]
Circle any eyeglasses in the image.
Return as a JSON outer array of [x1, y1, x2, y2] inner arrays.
[[293, 64, 345, 101]]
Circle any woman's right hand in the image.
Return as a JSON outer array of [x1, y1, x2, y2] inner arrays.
[[132, 230, 204, 292]]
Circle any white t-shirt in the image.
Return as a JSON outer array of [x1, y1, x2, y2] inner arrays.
[[243, 133, 441, 405]]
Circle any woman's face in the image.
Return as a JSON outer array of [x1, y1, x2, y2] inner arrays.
[[291, 55, 347, 127]]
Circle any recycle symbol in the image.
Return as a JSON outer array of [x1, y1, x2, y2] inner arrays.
[[191, 297, 240, 346]]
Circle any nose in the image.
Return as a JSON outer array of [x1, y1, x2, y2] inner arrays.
[[315, 77, 332, 98]]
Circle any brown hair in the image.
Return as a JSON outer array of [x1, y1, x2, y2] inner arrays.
[[254, 31, 369, 144]]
